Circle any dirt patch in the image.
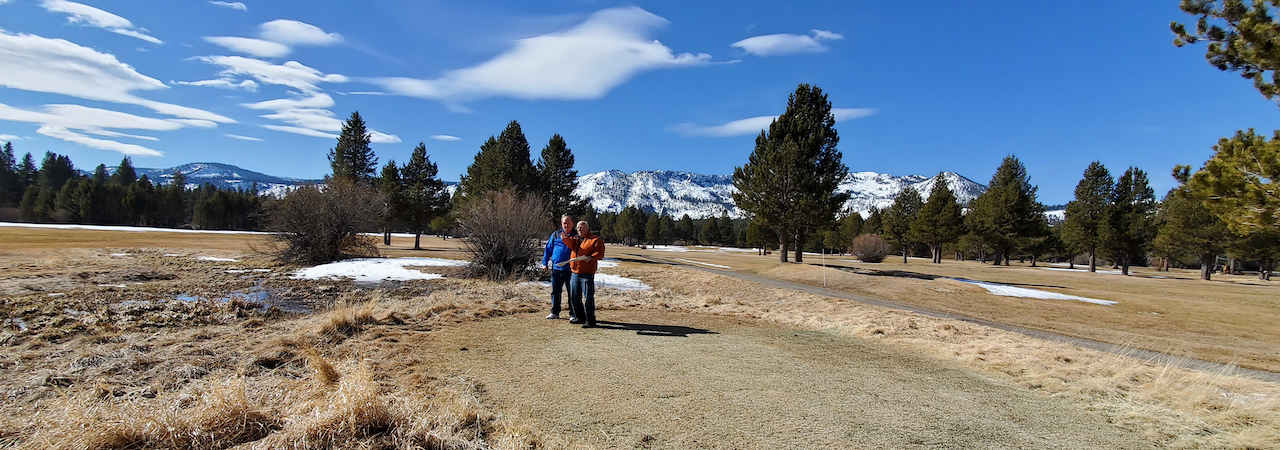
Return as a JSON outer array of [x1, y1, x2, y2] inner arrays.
[[411, 310, 1152, 449]]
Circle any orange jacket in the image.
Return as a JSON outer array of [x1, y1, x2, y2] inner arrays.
[[562, 232, 605, 274]]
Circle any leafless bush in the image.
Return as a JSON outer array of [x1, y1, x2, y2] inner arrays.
[[262, 180, 384, 264], [456, 189, 545, 281], [850, 233, 892, 263]]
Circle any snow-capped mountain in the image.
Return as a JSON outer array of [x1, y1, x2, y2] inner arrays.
[[107, 163, 320, 197], [108, 163, 991, 219], [575, 170, 740, 218], [573, 170, 987, 219]]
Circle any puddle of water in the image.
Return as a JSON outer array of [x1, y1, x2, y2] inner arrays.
[[175, 287, 311, 314]]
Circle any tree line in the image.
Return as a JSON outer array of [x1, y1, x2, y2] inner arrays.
[[0, 142, 261, 229]]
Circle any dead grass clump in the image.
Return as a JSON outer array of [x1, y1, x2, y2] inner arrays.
[[315, 300, 378, 341], [302, 348, 340, 386], [31, 378, 280, 450]]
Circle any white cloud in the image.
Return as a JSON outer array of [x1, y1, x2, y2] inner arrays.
[[670, 115, 775, 138], [371, 7, 711, 108], [671, 107, 875, 137], [259, 20, 342, 46], [0, 31, 233, 123], [243, 92, 335, 110], [0, 102, 219, 156], [731, 29, 843, 57], [204, 20, 342, 58], [204, 36, 290, 58], [225, 134, 262, 141], [261, 124, 335, 139], [209, 1, 246, 11], [172, 78, 259, 91], [40, 0, 162, 44], [39, 126, 161, 156], [370, 131, 401, 144], [0, 134, 23, 141], [197, 56, 347, 93], [431, 135, 461, 141]]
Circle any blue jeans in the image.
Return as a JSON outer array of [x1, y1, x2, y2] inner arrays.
[[569, 272, 596, 324], [549, 268, 572, 315]]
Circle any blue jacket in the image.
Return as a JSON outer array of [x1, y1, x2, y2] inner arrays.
[[543, 229, 576, 271]]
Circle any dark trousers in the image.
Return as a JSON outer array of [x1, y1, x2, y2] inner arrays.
[[569, 272, 596, 324], [549, 268, 572, 315]]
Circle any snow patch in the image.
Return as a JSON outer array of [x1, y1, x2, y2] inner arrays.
[[197, 256, 240, 262], [0, 222, 264, 235], [293, 257, 466, 283], [951, 278, 1116, 306]]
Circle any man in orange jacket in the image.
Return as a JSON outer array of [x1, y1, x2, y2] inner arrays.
[[562, 220, 605, 328]]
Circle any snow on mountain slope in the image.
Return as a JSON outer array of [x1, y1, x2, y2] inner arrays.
[[107, 162, 319, 196]]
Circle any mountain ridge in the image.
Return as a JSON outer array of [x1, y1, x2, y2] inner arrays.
[[111, 162, 999, 219]]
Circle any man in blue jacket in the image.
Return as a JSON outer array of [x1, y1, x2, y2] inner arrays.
[[542, 214, 577, 320]]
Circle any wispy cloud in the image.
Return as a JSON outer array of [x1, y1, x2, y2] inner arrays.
[[171, 78, 258, 91], [670, 107, 875, 137], [0, 31, 233, 124], [209, 1, 246, 11], [39, 0, 162, 44], [192, 56, 398, 143], [225, 134, 262, 141], [0, 134, 24, 141], [203, 36, 289, 58], [0, 103, 219, 156], [731, 29, 843, 57], [205, 20, 342, 58], [370, 7, 712, 110], [431, 135, 461, 141]]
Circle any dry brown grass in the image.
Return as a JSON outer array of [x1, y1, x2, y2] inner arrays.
[[595, 263, 1280, 449]]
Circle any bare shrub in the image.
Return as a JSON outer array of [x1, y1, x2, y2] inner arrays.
[[262, 179, 384, 264], [456, 189, 546, 281], [850, 233, 892, 263]]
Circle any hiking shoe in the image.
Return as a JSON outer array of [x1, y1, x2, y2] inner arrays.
[[582, 322, 597, 329], [545, 313, 559, 320], [568, 319, 584, 324]]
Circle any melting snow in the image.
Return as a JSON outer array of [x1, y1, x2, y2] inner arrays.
[[293, 257, 466, 283], [0, 221, 264, 234], [197, 256, 240, 262], [950, 278, 1116, 306], [673, 258, 731, 269]]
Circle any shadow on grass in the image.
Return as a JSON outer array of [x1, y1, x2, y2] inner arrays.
[[594, 321, 716, 337], [609, 256, 664, 265]]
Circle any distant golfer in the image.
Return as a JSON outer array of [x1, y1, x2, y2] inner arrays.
[[562, 220, 604, 328], [542, 214, 577, 321]]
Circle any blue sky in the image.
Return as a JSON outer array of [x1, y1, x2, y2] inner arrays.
[[1, 0, 1277, 205]]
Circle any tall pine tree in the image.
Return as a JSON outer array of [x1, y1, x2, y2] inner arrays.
[[732, 84, 849, 263], [400, 142, 451, 249], [536, 134, 588, 219], [458, 120, 537, 199], [910, 174, 965, 263], [328, 111, 378, 185], [1102, 167, 1156, 275], [1062, 161, 1114, 272], [882, 186, 924, 263], [965, 155, 1047, 265]]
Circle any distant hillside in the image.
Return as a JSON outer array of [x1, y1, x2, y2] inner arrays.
[[107, 162, 320, 197]]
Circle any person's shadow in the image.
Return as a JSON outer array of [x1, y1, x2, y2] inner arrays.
[[595, 321, 716, 337]]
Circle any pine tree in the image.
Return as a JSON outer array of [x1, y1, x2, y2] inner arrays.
[[1062, 161, 1114, 272], [377, 159, 403, 246], [677, 214, 695, 243], [536, 134, 587, 218], [17, 152, 36, 188], [732, 84, 849, 263], [699, 215, 721, 246], [911, 174, 965, 263], [863, 206, 883, 235], [327, 111, 378, 185], [400, 142, 451, 249], [111, 157, 137, 186], [645, 214, 660, 245], [0, 142, 15, 207], [1102, 167, 1156, 275], [882, 186, 924, 263], [459, 120, 538, 199], [1155, 167, 1231, 280], [1174, 1, 1280, 106], [965, 155, 1048, 265]]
